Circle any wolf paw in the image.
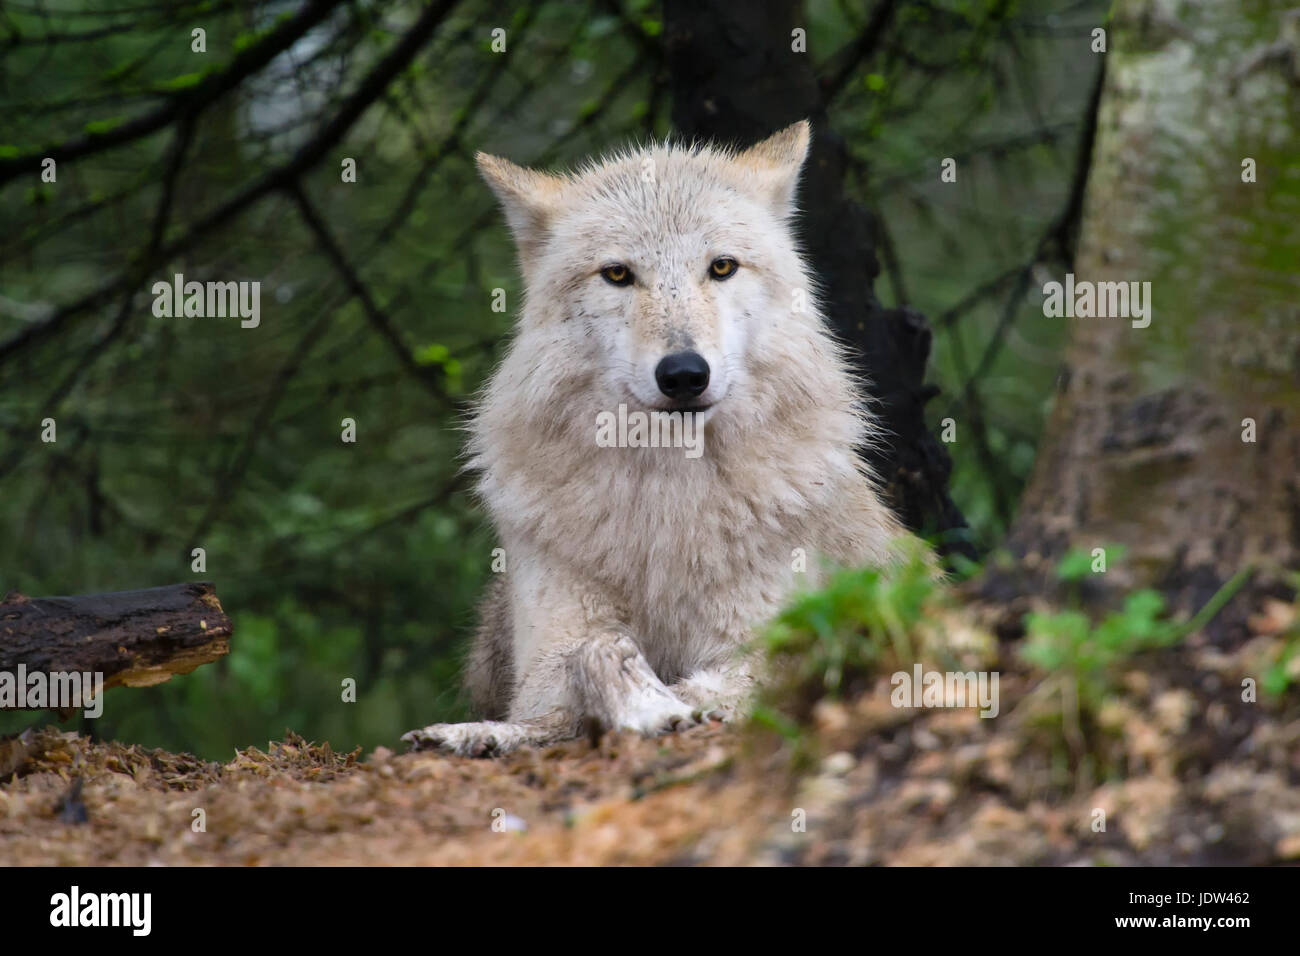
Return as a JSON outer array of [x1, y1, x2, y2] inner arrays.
[[610, 692, 708, 737], [402, 721, 522, 758]]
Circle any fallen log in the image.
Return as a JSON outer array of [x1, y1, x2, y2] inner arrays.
[[0, 582, 231, 706]]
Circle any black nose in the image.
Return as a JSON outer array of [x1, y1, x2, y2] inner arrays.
[[655, 351, 710, 400]]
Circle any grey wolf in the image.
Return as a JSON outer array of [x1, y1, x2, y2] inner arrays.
[[403, 121, 907, 756]]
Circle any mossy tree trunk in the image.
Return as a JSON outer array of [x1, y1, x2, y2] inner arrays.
[[1009, 0, 1300, 632]]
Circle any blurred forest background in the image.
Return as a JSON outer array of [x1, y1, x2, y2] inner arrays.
[[0, 0, 1110, 758]]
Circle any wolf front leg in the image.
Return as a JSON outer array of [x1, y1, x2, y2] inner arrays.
[[403, 633, 705, 757], [402, 709, 577, 757], [506, 628, 706, 738], [404, 564, 703, 757], [509, 561, 708, 735]]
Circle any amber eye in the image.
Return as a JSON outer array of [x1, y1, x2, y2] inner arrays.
[[601, 264, 633, 286], [709, 257, 738, 280]]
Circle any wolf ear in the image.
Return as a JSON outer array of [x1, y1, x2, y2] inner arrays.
[[476, 153, 565, 264], [734, 120, 811, 217]]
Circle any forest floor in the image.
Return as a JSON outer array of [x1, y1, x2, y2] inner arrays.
[[2, 598, 1298, 866]]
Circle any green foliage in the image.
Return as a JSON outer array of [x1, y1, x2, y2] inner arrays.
[[1018, 550, 1253, 766], [1262, 639, 1300, 698], [1261, 573, 1300, 699], [83, 117, 126, 136], [1055, 544, 1127, 582], [1021, 586, 1176, 712], [412, 343, 463, 392], [764, 548, 937, 695], [755, 547, 941, 755], [159, 71, 207, 91]]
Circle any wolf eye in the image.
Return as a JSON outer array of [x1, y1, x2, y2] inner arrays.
[[709, 257, 738, 280], [601, 264, 633, 286]]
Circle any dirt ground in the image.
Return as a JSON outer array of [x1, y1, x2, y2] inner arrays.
[[2, 599, 1297, 866]]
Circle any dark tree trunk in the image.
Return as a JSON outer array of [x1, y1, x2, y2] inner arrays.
[[663, 0, 972, 557]]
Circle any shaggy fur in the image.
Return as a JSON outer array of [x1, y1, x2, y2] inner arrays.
[[403, 121, 906, 757]]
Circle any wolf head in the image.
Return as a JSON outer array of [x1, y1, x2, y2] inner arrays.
[[469, 122, 902, 579], [476, 121, 839, 426]]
